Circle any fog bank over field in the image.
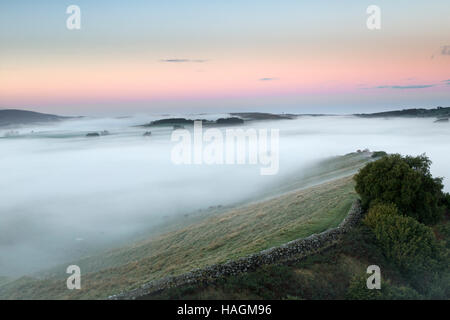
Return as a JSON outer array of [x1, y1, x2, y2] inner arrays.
[[0, 115, 449, 276]]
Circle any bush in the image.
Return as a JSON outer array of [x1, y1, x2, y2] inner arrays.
[[424, 272, 450, 299], [355, 154, 446, 225], [371, 151, 388, 158], [220, 265, 299, 299], [346, 275, 385, 300], [386, 285, 422, 300], [440, 193, 450, 213], [364, 209, 443, 274], [363, 202, 399, 229], [346, 274, 422, 300]]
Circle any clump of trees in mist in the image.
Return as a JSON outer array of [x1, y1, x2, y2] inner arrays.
[[349, 154, 450, 299], [355, 153, 447, 225]]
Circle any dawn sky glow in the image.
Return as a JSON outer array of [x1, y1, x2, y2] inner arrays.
[[1, 0, 449, 115]]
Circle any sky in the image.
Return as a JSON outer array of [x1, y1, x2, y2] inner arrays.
[[0, 0, 449, 115]]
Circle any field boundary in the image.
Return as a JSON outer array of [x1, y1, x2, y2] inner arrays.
[[109, 199, 362, 300]]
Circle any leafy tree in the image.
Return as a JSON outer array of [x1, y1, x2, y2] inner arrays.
[[346, 274, 385, 300], [371, 151, 387, 158], [363, 202, 399, 229], [440, 192, 450, 214], [354, 154, 446, 225], [363, 207, 443, 274]]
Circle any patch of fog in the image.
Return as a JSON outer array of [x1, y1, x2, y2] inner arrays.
[[0, 115, 449, 276]]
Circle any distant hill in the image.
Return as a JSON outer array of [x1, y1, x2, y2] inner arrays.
[[230, 112, 295, 120], [0, 109, 73, 127], [355, 106, 450, 119]]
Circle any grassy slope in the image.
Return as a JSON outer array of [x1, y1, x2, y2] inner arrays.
[[0, 277, 11, 287], [148, 217, 450, 300], [0, 154, 370, 300], [0, 177, 357, 300]]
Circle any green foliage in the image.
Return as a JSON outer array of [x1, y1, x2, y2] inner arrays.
[[150, 218, 449, 300], [371, 151, 387, 158], [435, 221, 450, 249], [360, 172, 449, 297], [365, 211, 443, 274], [354, 154, 445, 225], [156, 265, 301, 300], [363, 202, 399, 229], [346, 274, 421, 300], [346, 275, 385, 300], [220, 265, 299, 300], [386, 285, 422, 300], [423, 272, 450, 299], [440, 193, 450, 212]]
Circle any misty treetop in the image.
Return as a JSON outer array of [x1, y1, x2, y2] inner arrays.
[[354, 153, 447, 225]]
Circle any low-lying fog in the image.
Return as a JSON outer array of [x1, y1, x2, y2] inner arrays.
[[1, 115, 449, 276]]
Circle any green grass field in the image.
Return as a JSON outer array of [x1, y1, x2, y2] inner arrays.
[[151, 218, 449, 300], [0, 153, 370, 300]]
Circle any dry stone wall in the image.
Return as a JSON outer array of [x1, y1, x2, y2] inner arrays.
[[109, 200, 362, 299]]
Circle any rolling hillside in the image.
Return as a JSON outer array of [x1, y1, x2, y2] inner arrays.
[[0, 153, 373, 299], [0, 109, 73, 127]]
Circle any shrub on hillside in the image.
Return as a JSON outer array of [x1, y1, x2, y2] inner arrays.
[[424, 272, 450, 299], [371, 151, 387, 158], [346, 274, 421, 300], [363, 202, 399, 229], [364, 210, 443, 274], [354, 154, 446, 225], [440, 192, 450, 214], [346, 275, 385, 300], [386, 284, 422, 300]]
